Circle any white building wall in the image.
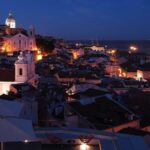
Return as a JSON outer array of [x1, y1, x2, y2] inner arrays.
[[0, 81, 22, 95], [6, 22, 16, 29], [15, 52, 36, 83], [15, 63, 28, 82]]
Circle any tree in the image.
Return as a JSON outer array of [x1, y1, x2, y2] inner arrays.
[[36, 36, 56, 54]]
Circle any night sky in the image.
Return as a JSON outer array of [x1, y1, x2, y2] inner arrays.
[[0, 0, 150, 40]]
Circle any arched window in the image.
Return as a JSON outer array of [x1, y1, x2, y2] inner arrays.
[[19, 68, 23, 76]]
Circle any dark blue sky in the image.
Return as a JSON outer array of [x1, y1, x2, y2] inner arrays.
[[0, 0, 150, 40]]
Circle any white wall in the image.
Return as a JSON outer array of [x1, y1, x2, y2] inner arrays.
[[0, 81, 22, 95]]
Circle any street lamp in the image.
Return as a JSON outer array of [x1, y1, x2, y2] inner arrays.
[[24, 140, 28, 143], [129, 46, 138, 53], [80, 143, 87, 150]]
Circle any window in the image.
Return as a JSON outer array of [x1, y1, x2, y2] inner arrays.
[[19, 68, 23, 76]]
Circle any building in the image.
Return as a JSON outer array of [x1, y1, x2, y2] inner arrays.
[[105, 62, 121, 77], [35, 127, 150, 150], [0, 12, 37, 53], [15, 51, 35, 82], [71, 48, 85, 60], [65, 94, 136, 130], [0, 51, 37, 95], [90, 45, 105, 52], [120, 62, 138, 79], [137, 62, 150, 80], [3, 26, 37, 53]]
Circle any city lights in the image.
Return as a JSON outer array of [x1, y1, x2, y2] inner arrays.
[[36, 50, 43, 61], [24, 140, 28, 143], [1, 47, 5, 52], [107, 49, 117, 55], [0, 2, 150, 150], [80, 143, 87, 150], [129, 46, 138, 53]]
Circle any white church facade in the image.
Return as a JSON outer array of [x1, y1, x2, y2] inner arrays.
[[4, 28, 37, 52], [2, 12, 37, 53]]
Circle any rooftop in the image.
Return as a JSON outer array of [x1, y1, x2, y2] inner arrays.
[[68, 94, 134, 130]]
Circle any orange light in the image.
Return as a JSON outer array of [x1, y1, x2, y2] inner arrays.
[[137, 71, 143, 80], [37, 50, 41, 54], [37, 54, 43, 61], [111, 50, 116, 54], [122, 72, 126, 77], [129, 46, 138, 53], [34, 47, 38, 51], [72, 51, 79, 59]]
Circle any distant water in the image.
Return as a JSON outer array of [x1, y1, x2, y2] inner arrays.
[[68, 40, 150, 53]]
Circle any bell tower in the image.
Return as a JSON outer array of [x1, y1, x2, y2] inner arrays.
[[15, 52, 28, 82], [15, 52, 35, 82]]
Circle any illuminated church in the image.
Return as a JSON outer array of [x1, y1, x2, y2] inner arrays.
[[0, 12, 37, 53], [0, 12, 38, 95]]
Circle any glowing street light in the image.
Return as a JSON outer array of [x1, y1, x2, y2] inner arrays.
[[24, 140, 28, 143], [80, 143, 87, 150], [2, 47, 5, 51], [36, 50, 43, 61], [129, 46, 138, 53]]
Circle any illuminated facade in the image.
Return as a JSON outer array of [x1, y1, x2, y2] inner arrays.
[[4, 29, 37, 52], [90, 45, 105, 51], [105, 62, 120, 76], [71, 48, 84, 60], [3, 33, 36, 52], [0, 12, 37, 53]]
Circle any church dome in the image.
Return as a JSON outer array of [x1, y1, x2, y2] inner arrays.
[[5, 12, 16, 28]]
